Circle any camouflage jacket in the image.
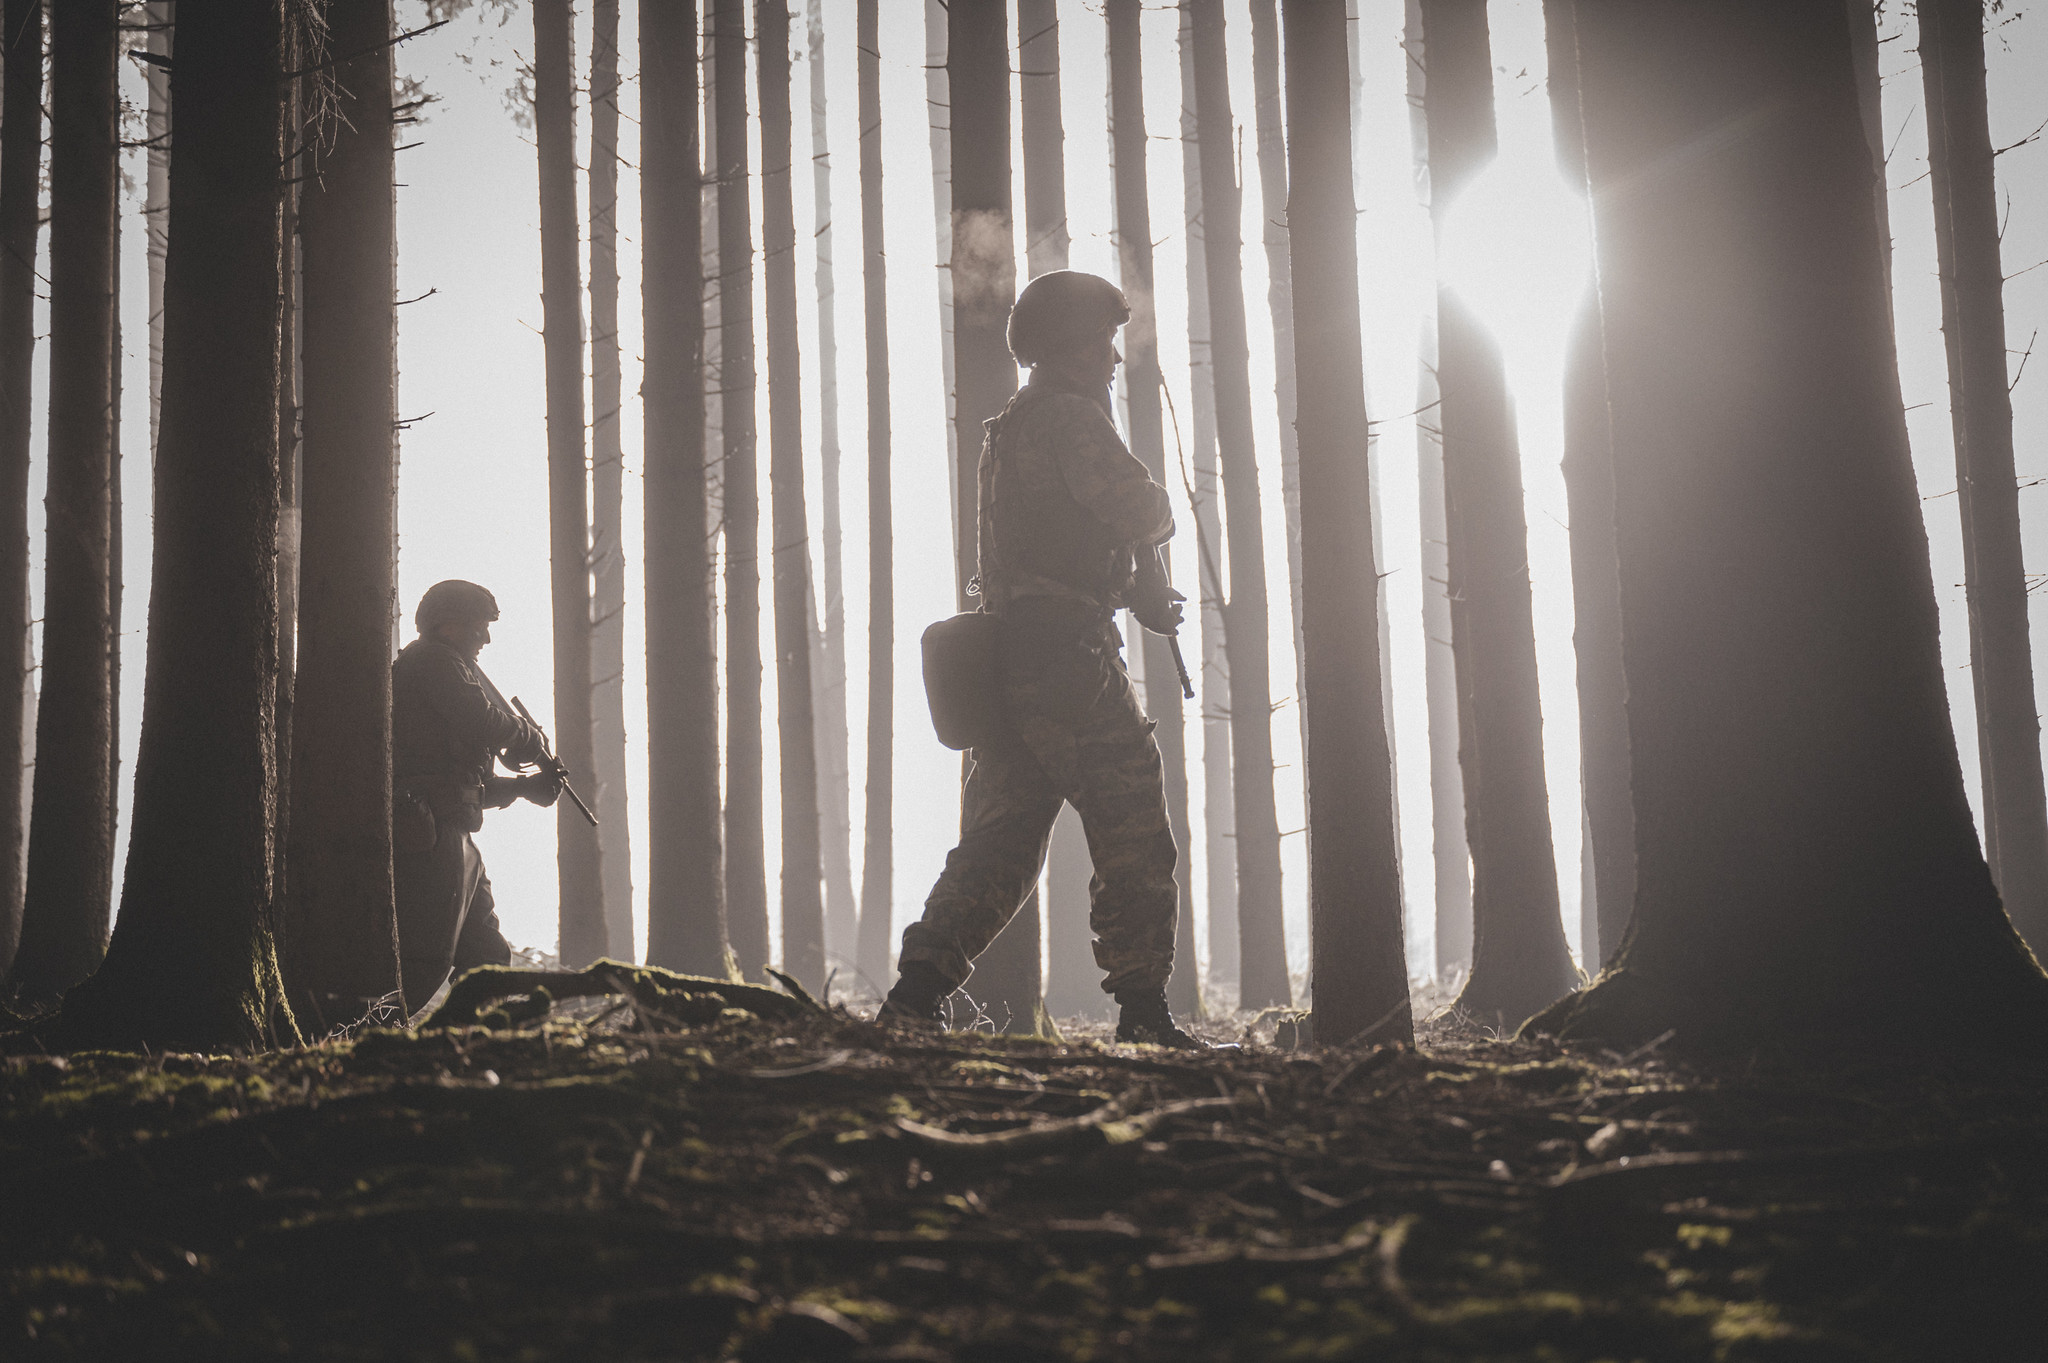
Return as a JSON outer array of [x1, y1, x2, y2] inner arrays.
[[391, 639, 543, 808], [976, 370, 1174, 616]]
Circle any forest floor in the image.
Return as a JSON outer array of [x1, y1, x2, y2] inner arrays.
[[4, 976, 2046, 1362]]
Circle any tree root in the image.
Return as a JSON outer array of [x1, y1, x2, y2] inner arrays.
[[417, 961, 821, 1031], [896, 1092, 1241, 1159]]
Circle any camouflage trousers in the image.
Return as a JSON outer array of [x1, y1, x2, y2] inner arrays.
[[395, 826, 513, 1015], [901, 601, 1179, 997]]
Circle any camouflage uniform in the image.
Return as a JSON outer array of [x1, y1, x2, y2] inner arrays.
[[391, 638, 546, 1013], [899, 370, 1179, 997]]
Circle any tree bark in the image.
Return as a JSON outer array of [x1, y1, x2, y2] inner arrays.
[[946, 0, 1039, 1033], [715, 0, 767, 979], [757, 0, 825, 994], [284, 0, 401, 1029], [641, 0, 725, 976], [13, 0, 119, 1004], [59, 0, 296, 1052], [1919, 0, 2048, 955], [1107, 0, 1198, 1018], [589, 0, 635, 963], [851, 0, 895, 995], [1530, 0, 2048, 1049], [0, 0, 42, 981], [853, 0, 895, 995], [1178, 2, 1236, 996], [805, 0, 856, 982], [533, 0, 607, 970], [1542, 4, 1630, 971], [145, 2, 170, 453], [273, 19, 300, 917], [1416, 0, 1575, 1029], [1017, 0, 1068, 278], [1284, 0, 1413, 1049], [1189, 0, 1289, 1010]]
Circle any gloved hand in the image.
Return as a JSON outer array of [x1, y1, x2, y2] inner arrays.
[[502, 717, 549, 770], [1128, 544, 1187, 636], [514, 771, 563, 808]]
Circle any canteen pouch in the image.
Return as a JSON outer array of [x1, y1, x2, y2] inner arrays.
[[393, 789, 439, 856], [921, 611, 1001, 751]]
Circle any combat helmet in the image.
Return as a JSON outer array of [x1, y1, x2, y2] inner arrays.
[[415, 579, 500, 635], [1006, 270, 1131, 367]]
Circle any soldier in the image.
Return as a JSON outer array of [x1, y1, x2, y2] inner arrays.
[[881, 271, 1206, 1048], [392, 580, 561, 1014]]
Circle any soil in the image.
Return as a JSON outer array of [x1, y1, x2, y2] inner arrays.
[[3, 979, 2045, 1361]]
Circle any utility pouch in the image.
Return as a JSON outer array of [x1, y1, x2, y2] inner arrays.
[[922, 610, 1002, 751], [393, 790, 439, 856]]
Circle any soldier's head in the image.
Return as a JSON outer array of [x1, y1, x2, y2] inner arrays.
[[1008, 270, 1129, 391], [415, 579, 499, 659]]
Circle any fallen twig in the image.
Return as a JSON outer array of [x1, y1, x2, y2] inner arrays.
[[897, 1094, 1242, 1159]]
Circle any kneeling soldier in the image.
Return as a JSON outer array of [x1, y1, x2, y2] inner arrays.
[[392, 580, 561, 1014], [881, 271, 1206, 1048]]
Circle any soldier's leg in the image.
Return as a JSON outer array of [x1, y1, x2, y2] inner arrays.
[[452, 853, 514, 975], [395, 828, 471, 1016], [898, 742, 1064, 989], [1065, 664, 1178, 998]]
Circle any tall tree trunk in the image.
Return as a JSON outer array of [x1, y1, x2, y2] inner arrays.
[[715, 0, 767, 979], [1542, 4, 1630, 971], [0, 0, 42, 981], [1417, 0, 1574, 1029], [1285, 0, 1413, 1048], [1189, 0, 1289, 1010], [13, 0, 119, 1004], [59, 0, 295, 1051], [642, 0, 725, 976], [145, 3, 170, 452], [284, 0, 400, 1029], [805, 0, 856, 983], [534, 0, 607, 969], [1179, 1, 1236, 997], [589, 0, 634, 964], [1919, 0, 2048, 955], [758, 0, 824, 994], [853, 0, 895, 995], [272, 22, 301, 918], [1532, 0, 2048, 1049], [948, 0, 1038, 1033], [1107, 0, 1199, 1019], [1249, 0, 1305, 762]]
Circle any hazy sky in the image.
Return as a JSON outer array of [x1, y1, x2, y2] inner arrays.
[[37, 0, 2048, 997]]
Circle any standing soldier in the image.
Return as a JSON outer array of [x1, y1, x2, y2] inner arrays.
[[392, 580, 561, 1013], [881, 271, 1206, 1047]]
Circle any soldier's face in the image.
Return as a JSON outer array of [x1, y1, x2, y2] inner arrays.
[[1049, 324, 1121, 391], [436, 618, 492, 658]]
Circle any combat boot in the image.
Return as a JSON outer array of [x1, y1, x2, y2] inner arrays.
[[1114, 987, 1210, 1050], [878, 960, 952, 1029]]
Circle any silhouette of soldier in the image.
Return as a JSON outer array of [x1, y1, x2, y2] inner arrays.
[[880, 271, 1205, 1047], [392, 580, 560, 1013]]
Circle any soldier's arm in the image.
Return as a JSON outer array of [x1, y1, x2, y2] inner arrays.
[[1049, 395, 1175, 547], [416, 649, 530, 757]]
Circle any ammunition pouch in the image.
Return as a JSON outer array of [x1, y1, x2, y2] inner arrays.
[[393, 789, 439, 856], [921, 610, 1002, 751]]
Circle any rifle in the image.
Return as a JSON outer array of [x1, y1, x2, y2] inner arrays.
[[508, 695, 600, 828], [1140, 544, 1196, 701]]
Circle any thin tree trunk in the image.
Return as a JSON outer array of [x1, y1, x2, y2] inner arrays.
[[805, 0, 855, 979], [1919, 0, 2048, 955], [272, 27, 299, 914], [757, 0, 824, 994], [145, 3, 170, 453], [1532, 0, 2048, 1049], [924, 0, 956, 513], [13, 0, 119, 1004], [948, 0, 1039, 1033], [1017, 0, 1068, 278], [59, 0, 295, 1051], [534, 0, 607, 969], [0, 0, 43, 980], [1249, 0, 1305, 762], [1189, 0, 1288, 1010], [284, 0, 401, 1029], [1416, 0, 1574, 1029], [589, 0, 634, 964], [853, 0, 895, 995], [1542, 4, 1629, 971], [1178, 1, 1236, 997], [1108, 0, 1198, 1018], [715, 0, 767, 979], [1285, 0, 1413, 1048], [642, 0, 725, 976]]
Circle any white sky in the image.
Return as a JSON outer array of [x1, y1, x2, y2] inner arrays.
[[32, 0, 2048, 998]]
